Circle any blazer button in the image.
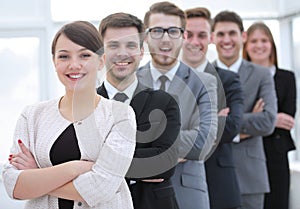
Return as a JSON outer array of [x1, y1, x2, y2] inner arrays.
[[275, 134, 280, 139], [78, 202, 82, 206], [77, 121, 82, 125]]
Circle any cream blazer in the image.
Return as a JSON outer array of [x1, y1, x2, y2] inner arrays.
[[2, 97, 136, 209]]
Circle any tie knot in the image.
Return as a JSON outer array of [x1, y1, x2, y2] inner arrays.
[[113, 92, 128, 102], [159, 75, 168, 91]]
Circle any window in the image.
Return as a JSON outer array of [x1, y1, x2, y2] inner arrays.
[[292, 16, 300, 161], [0, 36, 40, 162]]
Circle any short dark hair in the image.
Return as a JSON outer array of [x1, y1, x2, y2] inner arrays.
[[99, 12, 145, 47], [185, 7, 212, 27], [52, 21, 103, 56], [212, 10, 244, 32], [143, 1, 186, 29]]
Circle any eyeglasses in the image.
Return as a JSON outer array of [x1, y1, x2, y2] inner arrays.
[[146, 27, 184, 39]]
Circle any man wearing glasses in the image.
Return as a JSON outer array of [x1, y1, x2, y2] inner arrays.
[[137, 2, 218, 209]]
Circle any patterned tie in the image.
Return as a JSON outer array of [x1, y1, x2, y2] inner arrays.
[[159, 75, 168, 91], [113, 92, 128, 103]]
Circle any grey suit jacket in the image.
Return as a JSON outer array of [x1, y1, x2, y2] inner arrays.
[[137, 61, 218, 209], [214, 59, 277, 194]]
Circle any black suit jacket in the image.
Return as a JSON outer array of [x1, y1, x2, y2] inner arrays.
[[97, 82, 181, 209], [263, 68, 296, 209], [263, 68, 296, 157], [204, 64, 244, 209]]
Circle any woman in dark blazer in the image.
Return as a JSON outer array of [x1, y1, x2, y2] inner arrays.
[[243, 22, 297, 209]]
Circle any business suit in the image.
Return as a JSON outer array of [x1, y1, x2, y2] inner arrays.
[[204, 63, 244, 209], [137, 61, 218, 209], [97, 82, 181, 209], [263, 68, 296, 209], [214, 59, 277, 208]]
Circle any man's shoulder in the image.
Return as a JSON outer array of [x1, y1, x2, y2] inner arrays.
[[193, 70, 217, 86], [186, 64, 216, 82], [132, 89, 179, 115], [135, 88, 175, 102], [243, 60, 269, 74]]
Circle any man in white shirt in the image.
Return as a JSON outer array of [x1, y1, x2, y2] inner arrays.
[[182, 7, 244, 209], [212, 10, 277, 209], [96, 12, 181, 209], [137, 2, 218, 209]]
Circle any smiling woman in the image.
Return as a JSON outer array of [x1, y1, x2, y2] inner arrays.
[[2, 21, 136, 209], [1, 1, 300, 209]]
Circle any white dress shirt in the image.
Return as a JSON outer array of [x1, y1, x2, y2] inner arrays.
[[149, 61, 180, 90], [216, 57, 242, 74], [104, 79, 138, 104], [269, 65, 276, 77], [192, 59, 208, 73]]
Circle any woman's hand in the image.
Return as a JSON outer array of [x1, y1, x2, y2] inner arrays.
[[276, 113, 295, 130], [9, 139, 38, 170]]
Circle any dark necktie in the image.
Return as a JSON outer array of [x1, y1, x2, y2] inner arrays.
[[113, 92, 128, 103], [159, 75, 168, 91]]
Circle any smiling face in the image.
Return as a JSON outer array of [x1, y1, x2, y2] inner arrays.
[[103, 27, 144, 88], [182, 17, 211, 68], [145, 13, 183, 71], [213, 21, 247, 67], [53, 34, 103, 92], [246, 29, 272, 67]]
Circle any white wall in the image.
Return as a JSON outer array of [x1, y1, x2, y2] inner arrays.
[[289, 163, 300, 209], [281, 0, 300, 15]]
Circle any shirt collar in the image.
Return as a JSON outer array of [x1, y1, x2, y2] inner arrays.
[[216, 57, 242, 74], [269, 65, 276, 77], [192, 59, 208, 73], [149, 61, 180, 82], [104, 78, 138, 103]]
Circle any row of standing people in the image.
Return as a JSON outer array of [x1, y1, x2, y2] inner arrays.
[[182, 6, 296, 209], [2, 1, 296, 209]]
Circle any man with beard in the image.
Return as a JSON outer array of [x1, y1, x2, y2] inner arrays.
[[137, 2, 218, 209]]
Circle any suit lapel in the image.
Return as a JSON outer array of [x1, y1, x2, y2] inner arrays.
[[131, 83, 150, 118], [213, 59, 253, 84], [238, 60, 252, 84], [168, 62, 190, 96], [137, 63, 154, 88], [97, 82, 150, 119], [97, 84, 109, 99], [204, 62, 219, 77]]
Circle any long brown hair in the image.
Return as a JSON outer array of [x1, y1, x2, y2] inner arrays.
[[243, 22, 278, 68]]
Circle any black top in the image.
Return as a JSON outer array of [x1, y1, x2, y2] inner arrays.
[[50, 124, 81, 209]]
